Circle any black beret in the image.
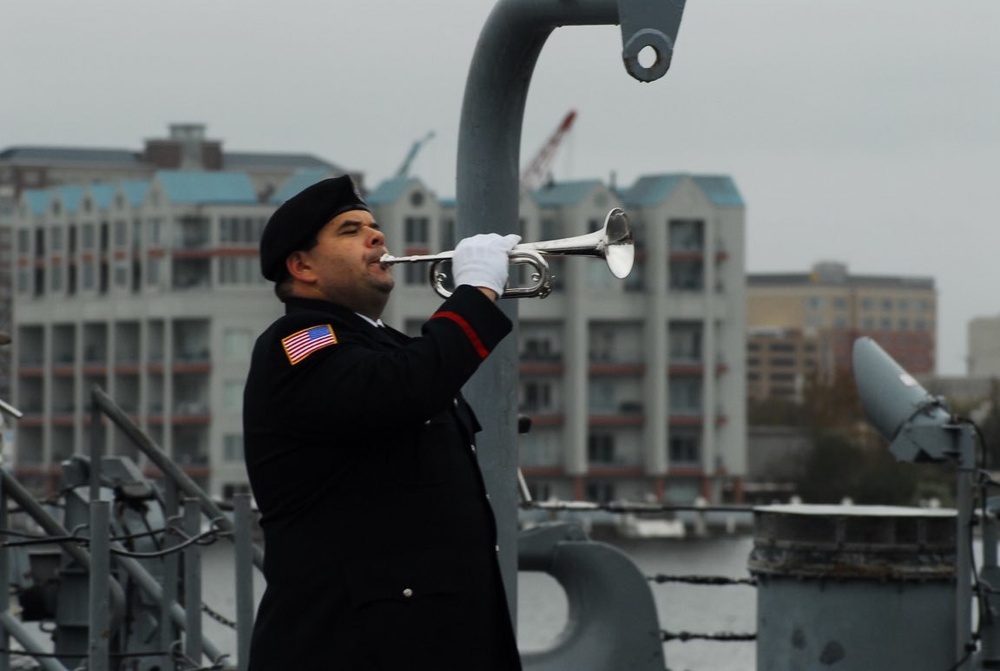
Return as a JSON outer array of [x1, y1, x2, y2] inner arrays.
[[260, 175, 371, 281]]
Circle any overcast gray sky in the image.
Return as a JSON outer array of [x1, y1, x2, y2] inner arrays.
[[3, 0, 999, 375]]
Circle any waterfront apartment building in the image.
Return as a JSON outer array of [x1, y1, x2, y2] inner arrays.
[[0, 124, 341, 414], [9, 170, 747, 505], [747, 261, 937, 402]]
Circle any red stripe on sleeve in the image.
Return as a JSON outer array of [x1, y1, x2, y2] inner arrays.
[[431, 311, 489, 359]]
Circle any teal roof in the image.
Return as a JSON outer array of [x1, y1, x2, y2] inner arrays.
[[622, 174, 744, 208], [270, 169, 335, 204], [621, 175, 682, 207], [23, 189, 51, 216], [120, 180, 150, 207], [532, 180, 604, 207], [88, 184, 116, 210], [691, 175, 743, 207], [54, 185, 86, 213], [156, 171, 258, 204], [366, 176, 417, 205]]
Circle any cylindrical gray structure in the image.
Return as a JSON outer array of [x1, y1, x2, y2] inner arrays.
[[750, 504, 956, 671]]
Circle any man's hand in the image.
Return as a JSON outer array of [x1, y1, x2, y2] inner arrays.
[[452, 233, 521, 298]]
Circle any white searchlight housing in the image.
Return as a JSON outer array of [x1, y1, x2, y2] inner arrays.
[[852, 336, 954, 463]]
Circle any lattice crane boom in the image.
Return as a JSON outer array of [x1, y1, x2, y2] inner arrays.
[[520, 110, 577, 191]]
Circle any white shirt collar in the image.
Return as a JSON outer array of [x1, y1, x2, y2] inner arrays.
[[355, 313, 385, 329]]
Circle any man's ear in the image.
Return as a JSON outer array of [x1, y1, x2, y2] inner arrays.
[[285, 251, 317, 284]]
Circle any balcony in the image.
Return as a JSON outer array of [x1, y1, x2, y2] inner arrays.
[[589, 360, 645, 376]]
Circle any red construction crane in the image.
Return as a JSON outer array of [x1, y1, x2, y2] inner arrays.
[[520, 109, 577, 191]]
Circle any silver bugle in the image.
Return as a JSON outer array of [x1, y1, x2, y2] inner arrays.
[[378, 208, 634, 299]]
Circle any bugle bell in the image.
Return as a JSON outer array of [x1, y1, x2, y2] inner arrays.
[[379, 208, 634, 299]]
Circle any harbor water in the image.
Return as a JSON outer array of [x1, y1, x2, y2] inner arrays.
[[201, 534, 757, 671]]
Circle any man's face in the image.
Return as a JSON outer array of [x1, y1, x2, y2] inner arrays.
[[291, 209, 394, 315]]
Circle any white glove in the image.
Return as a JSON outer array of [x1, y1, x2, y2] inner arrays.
[[451, 233, 522, 296]]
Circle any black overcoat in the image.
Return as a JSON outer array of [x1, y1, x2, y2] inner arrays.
[[243, 286, 521, 670]]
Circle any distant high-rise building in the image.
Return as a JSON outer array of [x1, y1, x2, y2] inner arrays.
[[747, 261, 937, 401], [8, 169, 748, 507]]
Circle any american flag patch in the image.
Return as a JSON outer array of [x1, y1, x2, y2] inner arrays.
[[282, 324, 337, 365]]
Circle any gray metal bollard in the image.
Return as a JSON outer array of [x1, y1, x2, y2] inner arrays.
[[750, 504, 956, 671], [518, 522, 665, 671]]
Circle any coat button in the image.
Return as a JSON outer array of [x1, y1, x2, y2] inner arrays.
[[402, 588, 413, 598], [453, 398, 459, 407], [470, 444, 476, 453], [495, 545, 500, 553]]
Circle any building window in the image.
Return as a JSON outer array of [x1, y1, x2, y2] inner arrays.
[[522, 337, 558, 361], [114, 220, 128, 247], [668, 219, 704, 252], [881, 298, 893, 311], [806, 296, 823, 310], [220, 217, 264, 245], [404, 217, 429, 245], [669, 433, 700, 464], [587, 433, 616, 464], [17, 230, 29, 254], [219, 257, 260, 285], [520, 380, 553, 413], [669, 260, 703, 291], [148, 218, 164, 246], [114, 260, 129, 288], [147, 257, 162, 287], [588, 380, 615, 413], [51, 263, 64, 293], [82, 223, 95, 250], [50, 226, 64, 253], [861, 297, 874, 310], [669, 322, 702, 362], [669, 377, 701, 413]]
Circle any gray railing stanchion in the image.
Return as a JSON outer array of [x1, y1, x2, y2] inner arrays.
[[0, 476, 8, 671], [87, 500, 110, 671], [183, 499, 203, 667], [161, 478, 180, 664], [234, 493, 255, 671], [89, 387, 102, 503]]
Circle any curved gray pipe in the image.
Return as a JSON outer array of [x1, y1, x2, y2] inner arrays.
[[455, 0, 685, 624]]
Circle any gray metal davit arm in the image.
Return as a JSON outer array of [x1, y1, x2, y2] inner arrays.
[[455, 0, 687, 624], [518, 523, 666, 671]]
